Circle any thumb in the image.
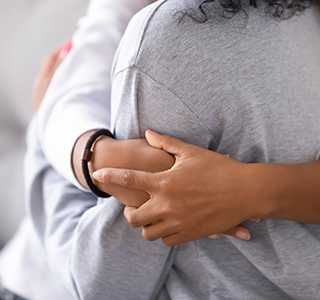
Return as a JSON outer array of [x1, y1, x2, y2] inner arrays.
[[145, 130, 191, 157]]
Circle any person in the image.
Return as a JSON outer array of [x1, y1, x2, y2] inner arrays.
[[23, 0, 181, 299], [92, 0, 320, 245], [33, 0, 320, 299], [36, 0, 251, 239], [0, 44, 75, 300], [0, 1, 158, 299]]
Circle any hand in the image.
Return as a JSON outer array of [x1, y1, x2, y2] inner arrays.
[[93, 130, 266, 245], [32, 42, 72, 112]]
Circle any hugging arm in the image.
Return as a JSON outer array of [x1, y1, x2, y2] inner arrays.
[[36, 0, 152, 189], [26, 118, 174, 300], [30, 1, 175, 298], [72, 130, 175, 207], [94, 130, 320, 246], [29, 45, 174, 300]]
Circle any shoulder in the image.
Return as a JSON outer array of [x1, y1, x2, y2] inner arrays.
[[112, 0, 164, 75], [112, 0, 191, 76]]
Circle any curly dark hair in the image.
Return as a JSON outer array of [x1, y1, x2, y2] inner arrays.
[[186, 0, 312, 23]]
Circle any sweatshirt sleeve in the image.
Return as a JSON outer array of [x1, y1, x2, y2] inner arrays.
[[36, 0, 151, 190], [26, 116, 174, 300]]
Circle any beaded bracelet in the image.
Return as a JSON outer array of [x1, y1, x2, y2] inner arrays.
[[81, 129, 114, 198]]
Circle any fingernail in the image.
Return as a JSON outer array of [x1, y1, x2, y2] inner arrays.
[[146, 129, 160, 137], [59, 42, 72, 58], [251, 219, 261, 223], [92, 171, 103, 181], [207, 234, 221, 239], [235, 230, 250, 241]]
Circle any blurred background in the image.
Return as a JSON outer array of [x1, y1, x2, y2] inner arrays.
[[0, 0, 88, 249]]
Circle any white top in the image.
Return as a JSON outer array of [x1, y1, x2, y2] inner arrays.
[[0, 217, 74, 300], [37, 0, 152, 189]]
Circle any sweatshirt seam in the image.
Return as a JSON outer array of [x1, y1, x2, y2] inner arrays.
[[113, 65, 218, 148], [134, 0, 169, 66], [112, 0, 169, 81]]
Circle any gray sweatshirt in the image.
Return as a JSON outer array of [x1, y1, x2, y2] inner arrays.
[[29, 0, 320, 299]]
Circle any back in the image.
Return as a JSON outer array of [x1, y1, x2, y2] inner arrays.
[[111, 0, 320, 298]]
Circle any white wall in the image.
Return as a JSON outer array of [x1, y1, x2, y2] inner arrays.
[[0, 0, 88, 248]]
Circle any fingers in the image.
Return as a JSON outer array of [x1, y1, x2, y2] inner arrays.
[[161, 225, 251, 246], [145, 130, 191, 157], [33, 41, 72, 112], [250, 219, 261, 223], [93, 168, 159, 192], [207, 234, 221, 239], [162, 233, 184, 247], [208, 224, 251, 241], [141, 221, 176, 242], [46, 42, 72, 76], [224, 224, 251, 240], [59, 42, 72, 59], [124, 203, 163, 228], [40, 42, 72, 78]]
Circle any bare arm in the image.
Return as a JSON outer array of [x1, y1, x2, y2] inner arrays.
[[73, 131, 252, 240], [253, 160, 320, 223], [72, 131, 175, 207], [92, 130, 320, 246]]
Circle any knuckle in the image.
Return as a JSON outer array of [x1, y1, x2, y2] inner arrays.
[[126, 212, 139, 228], [158, 176, 173, 193], [120, 170, 134, 187], [161, 201, 174, 216], [162, 237, 175, 247], [142, 228, 155, 241]]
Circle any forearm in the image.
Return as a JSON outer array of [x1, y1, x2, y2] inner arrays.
[[255, 160, 320, 223], [91, 131, 320, 245], [72, 132, 175, 207]]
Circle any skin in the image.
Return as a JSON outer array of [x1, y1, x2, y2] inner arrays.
[[33, 42, 72, 112], [72, 132, 175, 208], [72, 129, 252, 241], [92, 130, 320, 246]]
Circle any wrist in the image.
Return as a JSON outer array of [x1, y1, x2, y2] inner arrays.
[[245, 163, 282, 220], [72, 130, 116, 189], [247, 162, 308, 221], [249, 160, 320, 224], [81, 129, 115, 198]]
